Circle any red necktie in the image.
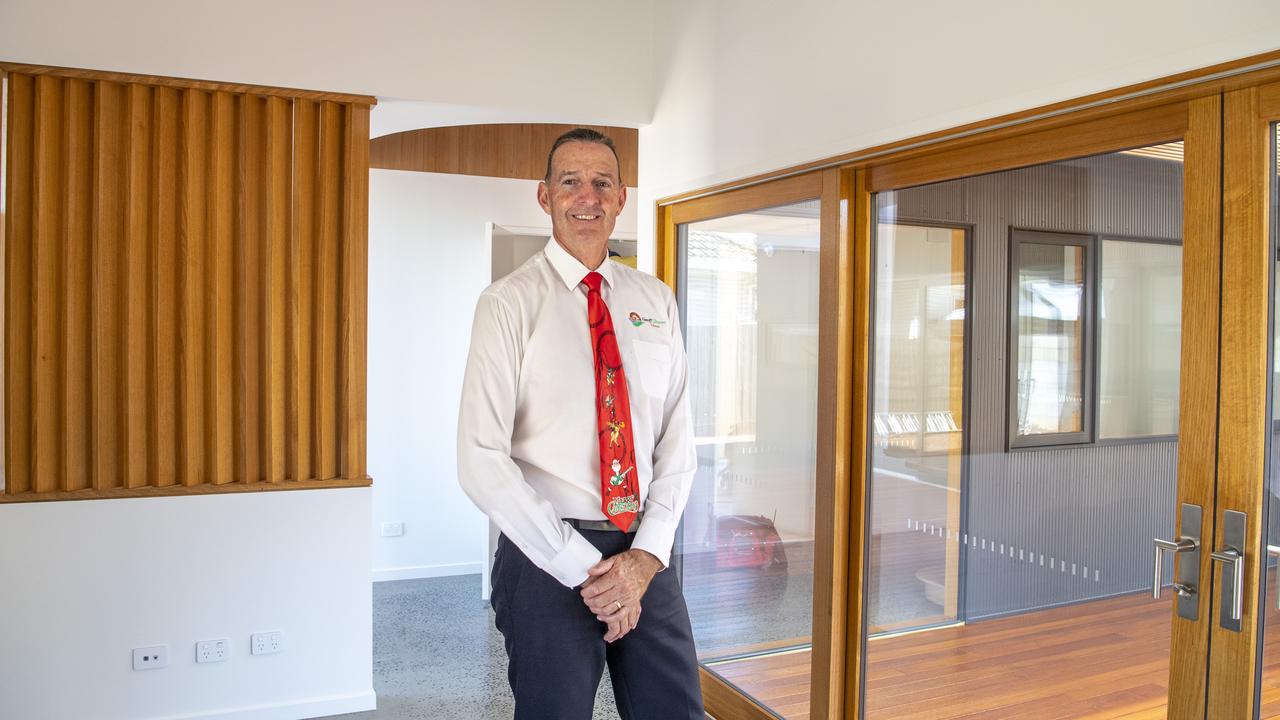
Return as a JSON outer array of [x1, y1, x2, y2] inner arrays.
[[582, 271, 639, 531]]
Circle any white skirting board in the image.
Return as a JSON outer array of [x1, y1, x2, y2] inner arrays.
[[149, 691, 376, 720], [372, 562, 483, 582]]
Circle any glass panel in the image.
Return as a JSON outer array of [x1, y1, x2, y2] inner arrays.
[[1098, 239, 1182, 439], [866, 142, 1184, 718], [869, 223, 966, 632], [1014, 239, 1087, 440], [1260, 122, 1280, 719], [676, 200, 819, 719]]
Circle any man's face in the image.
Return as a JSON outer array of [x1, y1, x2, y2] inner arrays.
[[538, 141, 627, 253]]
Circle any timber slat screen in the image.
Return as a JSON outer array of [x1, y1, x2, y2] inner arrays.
[[0, 64, 375, 501]]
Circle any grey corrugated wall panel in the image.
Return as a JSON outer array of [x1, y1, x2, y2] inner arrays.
[[964, 442, 1177, 619], [875, 151, 1184, 620]]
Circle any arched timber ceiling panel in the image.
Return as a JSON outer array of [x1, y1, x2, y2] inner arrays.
[[370, 123, 638, 186]]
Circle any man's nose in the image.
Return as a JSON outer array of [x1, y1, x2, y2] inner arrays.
[[575, 186, 604, 203]]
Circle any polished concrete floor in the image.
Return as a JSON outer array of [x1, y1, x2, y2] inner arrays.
[[335, 543, 816, 719], [335, 574, 622, 720]]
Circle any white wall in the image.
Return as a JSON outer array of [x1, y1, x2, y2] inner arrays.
[[491, 233, 550, 282], [0, 0, 654, 128], [0, 489, 374, 720], [366, 170, 637, 584], [636, 0, 1280, 271], [0, 5, 652, 717]]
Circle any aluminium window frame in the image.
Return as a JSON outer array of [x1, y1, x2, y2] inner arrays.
[[1006, 228, 1096, 450], [1007, 227, 1184, 451]]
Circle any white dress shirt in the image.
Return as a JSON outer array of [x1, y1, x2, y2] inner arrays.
[[457, 237, 696, 588]]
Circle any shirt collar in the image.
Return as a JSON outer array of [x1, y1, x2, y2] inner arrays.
[[544, 236, 615, 291]]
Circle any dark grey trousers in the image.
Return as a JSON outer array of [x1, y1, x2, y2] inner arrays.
[[491, 531, 704, 720]]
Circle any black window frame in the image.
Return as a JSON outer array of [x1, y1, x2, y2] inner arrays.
[[1007, 227, 1184, 451], [1007, 229, 1096, 450]]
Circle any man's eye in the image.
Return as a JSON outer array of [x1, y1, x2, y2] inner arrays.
[[595, 181, 612, 189]]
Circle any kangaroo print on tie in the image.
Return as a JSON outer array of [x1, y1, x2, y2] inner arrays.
[[582, 271, 640, 531]]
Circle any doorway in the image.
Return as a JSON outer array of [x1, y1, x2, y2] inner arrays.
[[657, 70, 1280, 720]]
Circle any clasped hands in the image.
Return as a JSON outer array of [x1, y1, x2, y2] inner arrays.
[[579, 548, 662, 642]]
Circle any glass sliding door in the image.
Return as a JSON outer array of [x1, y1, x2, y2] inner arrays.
[[656, 73, 1280, 720], [858, 95, 1225, 719], [677, 198, 819, 719], [663, 172, 835, 720]]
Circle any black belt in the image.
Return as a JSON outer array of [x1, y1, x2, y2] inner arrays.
[[565, 513, 643, 533]]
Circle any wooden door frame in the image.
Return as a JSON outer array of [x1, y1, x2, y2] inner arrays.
[[655, 171, 854, 720], [851, 96, 1224, 720], [656, 51, 1280, 720], [1207, 79, 1280, 720]]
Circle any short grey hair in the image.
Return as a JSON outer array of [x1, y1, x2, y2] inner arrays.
[[544, 128, 621, 182]]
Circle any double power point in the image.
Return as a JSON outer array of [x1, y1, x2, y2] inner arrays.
[[251, 631, 284, 656], [133, 632, 283, 671], [195, 638, 230, 664]]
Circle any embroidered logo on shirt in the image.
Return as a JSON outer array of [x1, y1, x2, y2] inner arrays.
[[628, 311, 666, 328]]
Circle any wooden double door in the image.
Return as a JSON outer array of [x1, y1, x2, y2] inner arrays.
[[660, 71, 1280, 719]]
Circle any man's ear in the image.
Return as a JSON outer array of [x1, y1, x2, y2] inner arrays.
[[537, 181, 551, 215], [617, 184, 627, 213]]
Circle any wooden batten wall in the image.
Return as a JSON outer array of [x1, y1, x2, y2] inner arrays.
[[371, 123, 639, 186], [0, 63, 376, 502]]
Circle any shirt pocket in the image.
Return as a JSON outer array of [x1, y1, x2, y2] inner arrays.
[[631, 340, 671, 399]]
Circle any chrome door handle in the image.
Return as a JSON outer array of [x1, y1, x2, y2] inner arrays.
[[1152, 538, 1197, 598], [1152, 503, 1202, 621], [1211, 548, 1243, 624], [1211, 510, 1247, 631]]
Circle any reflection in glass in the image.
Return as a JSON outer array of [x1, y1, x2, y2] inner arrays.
[[866, 142, 1183, 718], [1014, 239, 1087, 439], [869, 223, 966, 632], [676, 201, 819, 719], [1098, 240, 1182, 438], [1260, 123, 1280, 718]]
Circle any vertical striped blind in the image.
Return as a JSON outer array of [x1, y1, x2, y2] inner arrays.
[[0, 64, 375, 500]]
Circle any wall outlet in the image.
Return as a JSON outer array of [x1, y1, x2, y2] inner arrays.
[[381, 521, 405, 537], [132, 645, 169, 670], [196, 638, 230, 663], [251, 631, 284, 656]]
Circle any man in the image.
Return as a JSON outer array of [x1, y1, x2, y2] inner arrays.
[[457, 128, 703, 719]]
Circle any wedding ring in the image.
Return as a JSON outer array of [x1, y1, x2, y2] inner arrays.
[[614, 600, 623, 612]]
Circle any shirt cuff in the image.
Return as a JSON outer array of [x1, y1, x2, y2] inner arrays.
[[547, 529, 603, 588], [630, 516, 677, 570]]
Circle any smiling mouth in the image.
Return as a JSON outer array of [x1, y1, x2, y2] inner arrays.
[[572, 214, 601, 221]]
